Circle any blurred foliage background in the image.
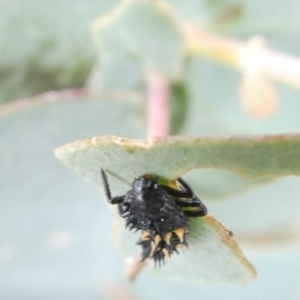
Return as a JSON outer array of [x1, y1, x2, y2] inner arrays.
[[2, 0, 300, 299]]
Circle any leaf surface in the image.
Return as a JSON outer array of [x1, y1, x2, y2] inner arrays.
[[54, 134, 300, 283], [55, 134, 300, 197], [113, 214, 256, 284]]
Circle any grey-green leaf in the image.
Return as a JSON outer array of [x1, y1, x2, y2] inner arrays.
[[112, 214, 256, 283], [55, 135, 300, 198], [90, 0, 184, 89], [57, 134, 300, 282], [156, 216, 256, 283]]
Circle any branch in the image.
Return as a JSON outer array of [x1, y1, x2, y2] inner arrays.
[[184, 24, 300, 89]]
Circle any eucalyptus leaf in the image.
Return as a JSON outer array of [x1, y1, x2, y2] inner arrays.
[[157, 216, 256, 283], [55, 134, 257, 283], [54, 134, 300, 255], [113, 214, 256, 283], [55, 134, 300, 197], [90, 0, 184, 89], [0, 94, 146, 299], [57, 134, 300, 282], [0, 0, 118, 103]]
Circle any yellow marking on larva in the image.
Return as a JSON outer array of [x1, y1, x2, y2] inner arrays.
[[141, 231, 150, 241], [173, 228, 186, 243], [162, 248, 170, 260], [175, 244, 185, 252], [164, 232, 172, 245], [154, 234, 162, 246], [149, 241, 156, 257]]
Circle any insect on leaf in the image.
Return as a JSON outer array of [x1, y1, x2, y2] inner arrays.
[[57, 135, 300, 282]]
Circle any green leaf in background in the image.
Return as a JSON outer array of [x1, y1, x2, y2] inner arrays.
[[0, 93, 147, 299], [164, 0, 239, 27], [169, 82, 189, 135], [0, 0, 118, 103], [89, 0, 184, 89]]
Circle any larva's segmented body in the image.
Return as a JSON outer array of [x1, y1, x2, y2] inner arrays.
[[101, 169, 207, 265]]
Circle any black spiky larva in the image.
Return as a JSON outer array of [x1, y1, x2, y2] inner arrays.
[[100, 169, 207, 266]]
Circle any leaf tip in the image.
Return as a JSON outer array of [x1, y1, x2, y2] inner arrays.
[[205, 216, 257, 282]]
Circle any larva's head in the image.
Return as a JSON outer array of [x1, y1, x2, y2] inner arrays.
[[132, 176, 158, 193]]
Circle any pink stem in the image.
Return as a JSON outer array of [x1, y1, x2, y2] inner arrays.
[[147, 73, 170, 138]]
